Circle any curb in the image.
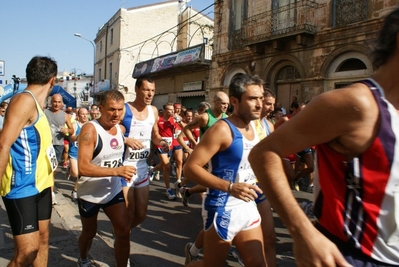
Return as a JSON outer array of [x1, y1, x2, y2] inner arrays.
[[52, 189, 115, 267]]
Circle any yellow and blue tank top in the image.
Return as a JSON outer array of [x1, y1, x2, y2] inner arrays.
[[1, 91, 54, 198]]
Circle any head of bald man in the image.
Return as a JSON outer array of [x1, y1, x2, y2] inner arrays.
[[213, 91, 230, 114], [77, 107, 89, 123], [50, 93, 64, 112]]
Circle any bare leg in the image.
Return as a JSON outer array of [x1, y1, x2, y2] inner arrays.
[[158, 153, 171, 188], [235, 225, 267, 267], [173, 149, 183, 181], [104, 202, 131, 267], [8, 225, 49, 267], [202, 226, 231, 267], [257, 200, 277, 267], [122, 185, 149, 229], [78, 214, 98, 260], [32, 219, 50, 267]]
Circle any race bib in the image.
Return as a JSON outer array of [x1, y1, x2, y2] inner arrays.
[[163, 137, 173, 147], [127, 147, 150, 162], [236, 169, 256, 185], [46, 146, 58, 172], [101, 158, 123, 168], [174, 129, 181, 139]]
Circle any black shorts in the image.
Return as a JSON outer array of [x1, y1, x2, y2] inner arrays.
[[78, 191, 125, 218], [2, 187, 52, 236]]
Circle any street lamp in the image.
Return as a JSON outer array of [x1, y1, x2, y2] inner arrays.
[[74, 33, 95, 100]]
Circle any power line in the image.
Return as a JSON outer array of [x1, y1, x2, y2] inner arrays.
[[120, 2, 217, 51]]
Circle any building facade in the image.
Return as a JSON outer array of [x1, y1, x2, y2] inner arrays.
[[94, 0, 214, 107], [209, 0, 397, 111]]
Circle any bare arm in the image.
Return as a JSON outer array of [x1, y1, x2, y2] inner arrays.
[[151, 106, 169, 152], [69, 121, 78, 142], [64, 113, 74, 135], [182, 113, 207, 148], [177, 131, 191, 153], [249, 86, 376, 267], [273, 116, 289, 129], [184, 120, 261, 201], [0, 94, 37, 183], [77, 123, 136, 181]]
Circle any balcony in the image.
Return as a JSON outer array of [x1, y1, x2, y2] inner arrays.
[[233, 0, 318, 49]]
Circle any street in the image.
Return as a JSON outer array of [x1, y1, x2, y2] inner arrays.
[[0, 167, 314, 266]]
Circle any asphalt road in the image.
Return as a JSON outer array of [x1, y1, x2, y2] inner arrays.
[[1, 166, 314, 266]]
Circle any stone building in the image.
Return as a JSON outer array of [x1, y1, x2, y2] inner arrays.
[[209, 0, 397, 111], [94, 0, 214, 106]]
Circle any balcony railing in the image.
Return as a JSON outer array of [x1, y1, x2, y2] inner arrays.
[[233, 0, 318, 48]]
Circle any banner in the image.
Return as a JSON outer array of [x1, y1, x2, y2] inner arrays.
[[0, 84, 76, 108], [132, 44, 204, 78]]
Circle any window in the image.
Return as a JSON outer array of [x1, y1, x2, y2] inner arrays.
[[100, 41, 103, 53], [229, 0, 247, 49], [336, 58, 367, 72], [109, 62, 112, 87], [110, 28, 114, 45], [272, 0, 296, 33], [230, 0, 248, 30], [332, 0, 368, 28], [277, 65, 300, 81]]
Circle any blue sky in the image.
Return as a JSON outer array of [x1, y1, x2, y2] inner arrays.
[[0, 0, 214, 83]]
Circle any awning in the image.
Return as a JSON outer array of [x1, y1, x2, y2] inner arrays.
[[176, 91, 206, 97]]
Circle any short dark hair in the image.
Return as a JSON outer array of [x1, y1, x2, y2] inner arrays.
[[263, 88, 276, 98], [163, 102, 174, 110], [229, 74, 264, 101], [99, 90, 125, 106], [372, 7, 399, 69], [26, 56, 58, 85], [135, 75, 154, 88]]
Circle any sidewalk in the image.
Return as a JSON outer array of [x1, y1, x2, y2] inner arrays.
[[0, 188, 114, 267]]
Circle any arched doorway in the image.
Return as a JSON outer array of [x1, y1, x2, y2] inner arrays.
[[276, 65, 301, 112], [323, 50, 373, 91]]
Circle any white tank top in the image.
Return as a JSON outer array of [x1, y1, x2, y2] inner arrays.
[[77, 120, 124, 204], [123, 105, 155, 174]]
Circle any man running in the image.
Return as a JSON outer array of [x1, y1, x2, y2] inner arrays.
[[249, 8, 399, 267]]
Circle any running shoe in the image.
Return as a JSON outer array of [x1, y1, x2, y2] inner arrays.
[[231, 247, 245, 266], [63, 161, 69, 169], [296, 177, 305, 191], [65, 165, 71, 180], [77, 257, 92, 267], [174, 182, 182, 198], [71, 190, 78, 201], [293, 181, 300, 191], [307, 185, 314, 193], [166, 188, 176, 200], [181, 187, 190, 207], [184, 242, 198, 264], [154, 171, 160, 181], [148, 166, 155, 181], [52, 192, 57, 205]]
